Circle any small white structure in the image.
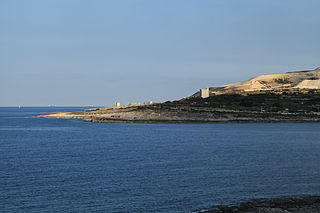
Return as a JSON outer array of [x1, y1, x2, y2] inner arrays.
[[200, 88, 210, 98], [116, 102, 121, 107]]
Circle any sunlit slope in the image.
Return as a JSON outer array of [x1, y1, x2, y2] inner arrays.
[[198, 67, 320, 96]]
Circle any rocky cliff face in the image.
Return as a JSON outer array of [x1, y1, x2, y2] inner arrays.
[[198, 67, 320, 96]]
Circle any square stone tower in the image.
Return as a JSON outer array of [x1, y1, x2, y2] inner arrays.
[[200, 88, 210, 98]]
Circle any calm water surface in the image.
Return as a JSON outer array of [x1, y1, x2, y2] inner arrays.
[[1, 107, 320, 213]]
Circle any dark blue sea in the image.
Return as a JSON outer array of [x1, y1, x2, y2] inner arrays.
[[1, 107, 320, 213]]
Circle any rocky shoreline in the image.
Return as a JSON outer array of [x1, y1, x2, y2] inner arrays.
[[33, 91, 320, 123], [198, 196, 320, 213], [34, 104, 320, 123]]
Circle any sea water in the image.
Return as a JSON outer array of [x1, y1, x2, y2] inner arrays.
[[1, 107, 320, 213]]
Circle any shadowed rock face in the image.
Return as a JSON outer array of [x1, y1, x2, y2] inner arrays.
[[201, 196, 320, 213], [205, 67, 320, 95]]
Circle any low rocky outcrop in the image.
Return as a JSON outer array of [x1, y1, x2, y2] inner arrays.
[[200, 196, 320, 213], [34, 93, 320, 123]]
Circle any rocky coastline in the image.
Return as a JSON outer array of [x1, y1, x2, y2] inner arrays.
[[34, 106, 320, 123], [34, 93, 320, 123], [198, 196, 320, 213], [34, 67, 320, 123]]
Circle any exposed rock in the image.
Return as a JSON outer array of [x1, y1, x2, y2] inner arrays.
[[194, 67, 320, 97], [200, 196, 320, 213]]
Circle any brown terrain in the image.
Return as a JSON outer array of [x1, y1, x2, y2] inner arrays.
[[198, 67, 320, 96]]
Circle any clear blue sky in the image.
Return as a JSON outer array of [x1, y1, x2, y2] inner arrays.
[[1, 0, 320, 106]]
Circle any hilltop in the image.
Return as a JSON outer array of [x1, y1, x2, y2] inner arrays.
[[35, 67, 320, 123], [192, 67, 320, 98]]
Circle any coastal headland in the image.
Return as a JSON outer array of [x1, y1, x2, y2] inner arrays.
[[35, 67, 320, 123]]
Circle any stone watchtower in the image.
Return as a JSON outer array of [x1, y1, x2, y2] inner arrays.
[[200, 88, 210, 98]]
